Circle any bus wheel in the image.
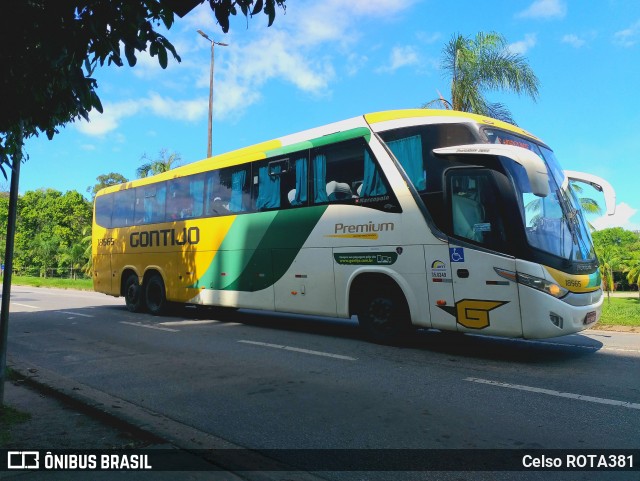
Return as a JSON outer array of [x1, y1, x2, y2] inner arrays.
[[144, 274, 167, 316], [357, 284, 409, 344], [124, 273, 144, 313]]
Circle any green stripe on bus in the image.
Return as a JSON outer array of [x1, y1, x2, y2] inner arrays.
[[265, 127, 371, 158], [192, 206, 328, 292], [191, 211, 277, 290], [223, 205, 328, 291]]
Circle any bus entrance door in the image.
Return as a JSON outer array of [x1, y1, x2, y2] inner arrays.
[[449, 244, 522, 337], [424, 245, 456, 332]]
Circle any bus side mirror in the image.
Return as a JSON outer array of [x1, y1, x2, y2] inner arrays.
[[563, 170, 616, 216], [433, 144, 550, 197]]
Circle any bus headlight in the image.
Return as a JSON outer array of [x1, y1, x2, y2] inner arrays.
[[494, 268, 568, 299]]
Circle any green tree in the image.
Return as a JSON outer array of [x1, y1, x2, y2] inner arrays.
[[32, 234, 62, 278], [427, 32, 540, 124], [59, 242, 87, 280], [593, 227, 640, 298], [88, 173, 129, 199], [625, 255, 640, 299], [137, 149, 182, 178], [595, 245, 622, 303], [0, 0, 286, 170], [13, 189, 92, 275]]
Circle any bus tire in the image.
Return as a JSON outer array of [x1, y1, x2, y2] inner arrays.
[[356, 280, 410, 344], [124, 273, 144, 313], [144, 273, 168, 316]]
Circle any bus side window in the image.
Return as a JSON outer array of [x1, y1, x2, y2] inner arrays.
[[112, 189, 135, 227], [219, 166, 251, 214], [312, 138, 387, 204], [134, 185, 166, 224], [252, 154, 309, 211], [95, 194, 113, 228], [205, 171, 228, 216], [286, 156, 308, 207]]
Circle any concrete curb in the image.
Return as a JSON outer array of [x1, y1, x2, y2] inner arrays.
[[8, 357, 327, 481]]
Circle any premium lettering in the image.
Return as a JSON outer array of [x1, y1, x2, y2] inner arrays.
[[130, 227, 200, 248], [334, 221, 394, 234]]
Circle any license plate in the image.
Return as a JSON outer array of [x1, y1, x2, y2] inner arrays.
[[584, 311, 597, 325]]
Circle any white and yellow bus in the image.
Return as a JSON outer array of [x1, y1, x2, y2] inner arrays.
[[92, 109, 615, 342]]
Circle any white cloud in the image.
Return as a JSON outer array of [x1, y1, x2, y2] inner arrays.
[[377, 45, 420, 73], [200, 0, 416, 118], [79, 0, 417, 133], [76, 95, 207, 136], [592, 202, 640, 231], [508, 34, 537, 55], [562, 34, 586, 48], [517, 0, 567, 19], [614, 20, 640, 47]]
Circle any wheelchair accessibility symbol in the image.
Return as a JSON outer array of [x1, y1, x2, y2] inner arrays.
[[449, 248, 465, 262]]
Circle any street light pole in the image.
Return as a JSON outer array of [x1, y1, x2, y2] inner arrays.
[[197, 30, 228, 158]]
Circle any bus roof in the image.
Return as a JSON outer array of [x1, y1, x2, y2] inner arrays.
[[96, 109, 544, 196]]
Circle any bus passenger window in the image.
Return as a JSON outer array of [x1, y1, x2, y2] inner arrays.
[[167, 180, 192, 220], [205, 171, 229, 216], [218, 166, 251, 214], [134, 185, 166, 224], [112, 189, 135, 227], [255, 161, 281, 210], [95, 194, 113, 228], [311, 138, 387, 205]]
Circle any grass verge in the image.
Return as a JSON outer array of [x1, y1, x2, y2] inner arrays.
[[10, 276, 93, 290], [599, 296, 640, 327]]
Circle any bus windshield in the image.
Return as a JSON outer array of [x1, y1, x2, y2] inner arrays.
[[485, 129, 596, 262]]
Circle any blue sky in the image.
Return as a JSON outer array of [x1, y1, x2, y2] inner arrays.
[[22, 0, 640, 230]]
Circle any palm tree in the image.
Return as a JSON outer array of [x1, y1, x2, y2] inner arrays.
[[426, 32, 540, 124], [81, 226, 92, 276], [624, 256, 640, 299], [136, 149, 182, 178], [569, 182, 602, 213], [596, 245, 622, 304], [59, 242, 87, 280]]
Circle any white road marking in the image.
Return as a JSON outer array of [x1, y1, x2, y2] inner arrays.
[[57, 311, 94, 318], [159, 320, 219, 326], [119, 321, 178, 332], [238, 340, 357, 361], [465, 377, 640, 410], [12, 303, 39, 309]]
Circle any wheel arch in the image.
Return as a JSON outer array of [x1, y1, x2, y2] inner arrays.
[[347, 269, 416, 326], [120, 267, 141, 296]]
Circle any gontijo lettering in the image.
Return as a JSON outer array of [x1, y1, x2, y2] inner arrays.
[[130, 227, 200, 248]]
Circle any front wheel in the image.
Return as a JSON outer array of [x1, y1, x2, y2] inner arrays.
[[144, 274, 168, 316], [124, 273, 144, 313], [357, 284, 410, 344]]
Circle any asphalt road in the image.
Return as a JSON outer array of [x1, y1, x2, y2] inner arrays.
[[4, 285, 640, 479]]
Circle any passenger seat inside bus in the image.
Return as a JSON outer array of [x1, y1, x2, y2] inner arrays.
[[452, 193, 485, 242], [326, 181, 354, 201]]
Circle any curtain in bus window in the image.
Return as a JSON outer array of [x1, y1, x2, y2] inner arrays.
[[230, 169, 247, 212], [256, 165, 281, 209], [190, 178, 205, 217], [313, 154, 329, 203], [291, 157, 308, 206], [387, 135, 425, 190], [360, 150, 387, 197]]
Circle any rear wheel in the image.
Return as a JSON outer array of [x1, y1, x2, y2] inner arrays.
[[357, 283, 410, 344], [144, 273, 168, 316], [124, 273, 144, 313]]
